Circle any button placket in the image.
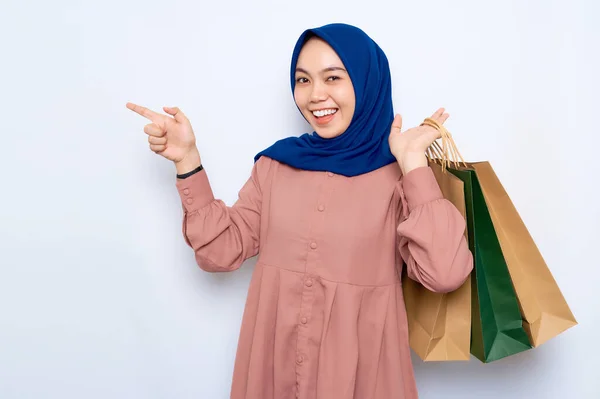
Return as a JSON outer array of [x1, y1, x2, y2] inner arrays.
[[295, 171, 335, 393], [295, 274, 315, 387]]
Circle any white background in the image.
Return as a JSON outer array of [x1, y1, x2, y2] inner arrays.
[[1, 0, 598, 397]]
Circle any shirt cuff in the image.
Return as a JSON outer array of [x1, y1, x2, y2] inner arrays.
[[176, 169, 215, 212], [401, 166, 444, 211]]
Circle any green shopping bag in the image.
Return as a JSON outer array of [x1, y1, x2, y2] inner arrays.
[[447, 166, 532, 363]]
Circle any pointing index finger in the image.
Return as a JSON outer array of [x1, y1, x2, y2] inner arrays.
[[126, 102, 161, 121]]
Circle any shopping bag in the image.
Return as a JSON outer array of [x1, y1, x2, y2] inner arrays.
[[469, 162, 577, 346], [446, 166, 532, 363], [422, 117, 531, 362], [402, 161, 472, 361]]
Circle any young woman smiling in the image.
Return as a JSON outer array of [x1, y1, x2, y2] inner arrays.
[[127, 23, 473, 399]]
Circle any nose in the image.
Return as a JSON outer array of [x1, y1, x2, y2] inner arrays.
[[310, 81, 328, 102]]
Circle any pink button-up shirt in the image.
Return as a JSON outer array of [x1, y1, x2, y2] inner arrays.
[[176, 156, 473, 399]]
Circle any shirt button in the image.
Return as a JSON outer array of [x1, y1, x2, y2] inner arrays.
[[317, 204, 325, 212], [327, 172, 334, 177], [300, 317, 308, 324], [310, 242, 317, 249], [305, 279, 313, 287], [296, 355, 304, 364], [183, 188, 190, 195], [186, 198, 193, 204]]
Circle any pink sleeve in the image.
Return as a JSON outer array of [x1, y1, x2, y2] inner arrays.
[[396, 166, 473, 293], [175, 157, 270, 273]]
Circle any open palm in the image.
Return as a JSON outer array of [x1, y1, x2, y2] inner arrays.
[[388, 108, 449, 159]]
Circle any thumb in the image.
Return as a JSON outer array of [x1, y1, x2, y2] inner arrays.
[[391, 114, 402, 132], [163, 106, 187, 123]]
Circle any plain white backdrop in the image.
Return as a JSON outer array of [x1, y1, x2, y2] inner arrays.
[[1, 0, 598, 397]]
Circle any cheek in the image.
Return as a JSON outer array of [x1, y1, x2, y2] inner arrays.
[[294, 90, 309, 114], [345, 101, 356, 121], [335, 85, 355, 112]]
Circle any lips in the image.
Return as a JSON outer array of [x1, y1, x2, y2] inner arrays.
[[311, 109, 338, 126]]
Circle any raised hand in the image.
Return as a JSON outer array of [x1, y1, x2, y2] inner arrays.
[[126, 102, 200, 167], [388, 108, 449, 175]]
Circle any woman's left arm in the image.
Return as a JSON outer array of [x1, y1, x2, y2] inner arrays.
[[389, 108, 473, 292], [395, 165, 473, 293]]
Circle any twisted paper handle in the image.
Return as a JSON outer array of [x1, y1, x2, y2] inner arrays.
[[421, 117, 467, 172]]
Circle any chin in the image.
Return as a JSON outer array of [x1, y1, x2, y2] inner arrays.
[[316, 131, 342, 139], [313, 125, 345, 139]]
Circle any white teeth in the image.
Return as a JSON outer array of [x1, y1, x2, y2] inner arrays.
[[312, 109, 337, 117]]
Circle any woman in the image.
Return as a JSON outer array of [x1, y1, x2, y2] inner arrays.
[[127, 23, 473, 399]]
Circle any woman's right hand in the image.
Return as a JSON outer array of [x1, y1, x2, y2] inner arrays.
[[126, 102, 200, 168]]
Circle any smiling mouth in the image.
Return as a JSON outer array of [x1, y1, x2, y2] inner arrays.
[[311, 108, 338, 117], [311, 108, 338, 125]]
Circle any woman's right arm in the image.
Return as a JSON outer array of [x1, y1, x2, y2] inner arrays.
[[125, 102, 266, 272], [176, 155, 269, 273]]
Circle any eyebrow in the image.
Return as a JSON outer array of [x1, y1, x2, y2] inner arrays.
[[295, 66, 347, 75]]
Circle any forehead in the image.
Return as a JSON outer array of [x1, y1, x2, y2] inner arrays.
[[295, 37, 345, 69]]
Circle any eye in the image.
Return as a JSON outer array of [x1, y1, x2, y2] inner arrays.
[[296, 77, 309, 84], [327, 76, 340, 81]]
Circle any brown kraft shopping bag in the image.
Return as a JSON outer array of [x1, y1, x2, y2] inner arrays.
[[469, 162, 577, 346], [422, 116, 577, 349], [402, 161, 472, 361]]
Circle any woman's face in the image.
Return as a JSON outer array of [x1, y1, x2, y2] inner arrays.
[[293, 37, 356, 139]]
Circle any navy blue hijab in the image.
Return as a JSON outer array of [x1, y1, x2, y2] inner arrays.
[[254, 23, 397, 177]]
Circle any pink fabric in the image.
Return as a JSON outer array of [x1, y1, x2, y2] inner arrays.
[[176, 156, 473, 399]]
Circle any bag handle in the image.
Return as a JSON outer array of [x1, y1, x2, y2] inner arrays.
[[421, 117, 467, 171]]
